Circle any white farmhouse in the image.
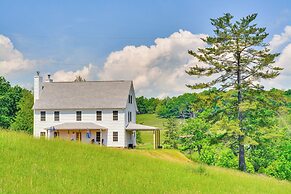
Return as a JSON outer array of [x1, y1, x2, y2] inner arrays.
[[33, 72, 161, 148]]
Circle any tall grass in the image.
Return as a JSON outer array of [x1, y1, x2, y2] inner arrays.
[[0, 131, 290, 193]]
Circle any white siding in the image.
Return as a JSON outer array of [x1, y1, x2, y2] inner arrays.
[[34, 109, 126, 147], [124, 85, 137, 147]]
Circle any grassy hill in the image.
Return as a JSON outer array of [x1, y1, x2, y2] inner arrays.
[[0, 131, 290, 193]]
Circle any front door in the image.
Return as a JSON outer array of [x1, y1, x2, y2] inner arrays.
[[76, 132, 82, 141]]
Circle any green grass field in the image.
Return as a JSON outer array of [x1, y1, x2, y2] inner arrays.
[[0, 130, 290, 193]]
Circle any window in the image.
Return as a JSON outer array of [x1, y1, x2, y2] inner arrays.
[[96, 111, 102, 121], [128, 111, 132, 122], [40, 111, 46, 121], [96, 132, 101, 142], [128, 95, 133, 104], [40, 132, 46, 137], [76, 111, 82, 121], [54, 111, 60, 121], [113, 132, 118, 142], [113, 111, 118, 121]]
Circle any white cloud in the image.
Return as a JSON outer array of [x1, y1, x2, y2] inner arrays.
[[52, 64, 94, 82], [98, 30, 207, 97], [262, 25, 291, 90], [262, 43, 291, 89], [0, 34, 34, 75], [269, 26, 291, 51]]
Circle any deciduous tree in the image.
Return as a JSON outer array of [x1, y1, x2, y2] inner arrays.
[[10, 89, 34, 133]]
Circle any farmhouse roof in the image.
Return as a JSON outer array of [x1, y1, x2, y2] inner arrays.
[[34, 80, 132, 109]]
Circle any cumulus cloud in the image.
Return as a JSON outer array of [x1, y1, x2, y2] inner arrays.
[[269, 26, 291, 51], [98, 30, 207, 97], [52, 64, 94, 82], [0, 34, 34, 75], [261, 25, 291, 90], [262, 43, 291, 89]]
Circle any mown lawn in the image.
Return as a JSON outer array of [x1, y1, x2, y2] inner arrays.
[[0, 130, 290, 193]]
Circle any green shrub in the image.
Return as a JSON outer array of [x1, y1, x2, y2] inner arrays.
[[216, 148, 238, 169], [199, 146, 216, 165], [136, 131, 143, 144], [265, 156, 291, 180], [246, 159, 255, 173]]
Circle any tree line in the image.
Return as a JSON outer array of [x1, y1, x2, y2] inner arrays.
[[0, 76, 33, 133], [137, 93, 197, 118]]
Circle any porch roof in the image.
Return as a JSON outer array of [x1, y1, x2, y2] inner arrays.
[[126, 122, 159, 131], [46, 122, 107, 130]]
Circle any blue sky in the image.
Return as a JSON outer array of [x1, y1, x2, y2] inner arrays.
[[1, 0, 291, 96]]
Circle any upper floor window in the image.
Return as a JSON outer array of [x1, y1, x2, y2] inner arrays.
[[40, 111, 46, 121], [54, 111, 60, 121], [76, 111, 82, 121], [128, 111, 132, 122], [96, 111, 102, 121], [113, 111, 118, 121], [128, 95, 133, 104]]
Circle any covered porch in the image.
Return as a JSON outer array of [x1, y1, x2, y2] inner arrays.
[[126, 122, 161, 149], [46, 122, 107, 146]]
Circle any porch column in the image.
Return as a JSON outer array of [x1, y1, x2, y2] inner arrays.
[[100, 129, 102, 147], [153, 130, 156, 149], [157, 130, 160, 148]]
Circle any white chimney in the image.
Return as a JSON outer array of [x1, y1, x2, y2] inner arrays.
[[45, 74, 53, 83], [34, 71, 43, 102]]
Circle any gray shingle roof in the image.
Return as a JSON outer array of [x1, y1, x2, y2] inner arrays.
[[34, 80, 132, 109]]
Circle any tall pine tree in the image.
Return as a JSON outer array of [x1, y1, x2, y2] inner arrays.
[[186, 13, 282, 171]]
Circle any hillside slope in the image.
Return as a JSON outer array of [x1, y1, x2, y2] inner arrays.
[[0, 131, 290, 193]]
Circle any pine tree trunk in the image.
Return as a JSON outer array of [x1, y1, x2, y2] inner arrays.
[[238, 89, 246, 171], [237, 51, 246, 172]]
